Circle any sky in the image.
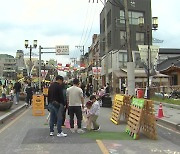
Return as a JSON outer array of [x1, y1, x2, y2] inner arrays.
[[0, 0, 179, 66]]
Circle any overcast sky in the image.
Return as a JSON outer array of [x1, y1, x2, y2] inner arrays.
[[0, 0, 179, 65]]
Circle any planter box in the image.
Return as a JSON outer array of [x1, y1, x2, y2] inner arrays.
[[0, 101, 13, 111], [19, 93, 27, 101]]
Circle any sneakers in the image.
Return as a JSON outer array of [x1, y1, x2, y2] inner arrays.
[[50, 132, 67, 137], [70, 128, 76, 133], [93, 126, 100, 131], [25, 103, 28, 108], [77, 128, 85, 134], [15, 102, 18, 105], [57, 132, 67, 137], [50, 132, 54, 136]]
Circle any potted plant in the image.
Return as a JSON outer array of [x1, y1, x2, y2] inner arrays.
[[19, 92, 27, 101], [0, 97, 13, 111]]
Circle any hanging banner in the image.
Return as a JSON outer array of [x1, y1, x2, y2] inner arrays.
[[41, 70, 48, 79], [138, 45, 159, 66], [92, 67, 102, 75]]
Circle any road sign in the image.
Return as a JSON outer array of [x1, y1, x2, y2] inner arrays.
[[56, 45, 69, 55]]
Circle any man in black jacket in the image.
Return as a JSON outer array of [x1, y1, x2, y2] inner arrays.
[[48, 75, 67, 137], [13, 80, 22, 105]]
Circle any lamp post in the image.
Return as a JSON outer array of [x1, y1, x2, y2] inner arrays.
[[138, 16, 158, 99], [25, 40, 37, 77]]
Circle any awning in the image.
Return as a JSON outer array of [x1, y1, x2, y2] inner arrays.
[[114, 69, 147, 78], [114, 68, 169, 78], [121, 68, 147, 77], [113, 69, 127, 78]]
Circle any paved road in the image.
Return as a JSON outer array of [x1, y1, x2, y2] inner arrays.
[[0, 105, 179, 154]]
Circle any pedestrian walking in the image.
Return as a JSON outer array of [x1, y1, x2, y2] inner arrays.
[[48, 75, 67, 137], [1, 85, 7, 98], [85, 84, 90, 97], [13, 80, 21, 105], [66, 78, 85, 133], [86, 95, 100, 131], [105, 83, 110, 94], [0, 79, 2, 86], [62, 82, 68, 126], [25, 83, 33, 107]]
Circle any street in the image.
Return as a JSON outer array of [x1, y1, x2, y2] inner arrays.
[[0, 105, 179, 154]]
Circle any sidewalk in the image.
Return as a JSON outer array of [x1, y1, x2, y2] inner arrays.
[[0, 96, 179, 131], [154, 102, 180, 130], [0, 100, 26, 124]]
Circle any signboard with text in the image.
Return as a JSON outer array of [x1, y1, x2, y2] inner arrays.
[[56, 45, 69, 55], [92, 67, 102, 75]]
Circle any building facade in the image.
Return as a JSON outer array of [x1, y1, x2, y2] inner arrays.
[[87, 34, 100, 92], [0, 54, 17, 79], [99, 0, 152, 93]]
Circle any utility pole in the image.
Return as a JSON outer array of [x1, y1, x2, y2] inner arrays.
[[70, 58, 77, 65], [123, 0, 135, 96], [75, 45, 84, 56], [39, 46, 42, 92]]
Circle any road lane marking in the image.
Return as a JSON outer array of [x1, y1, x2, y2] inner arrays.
[[0, 109, 29, 134], [157, 123, 180, 135], [96, 140, 109, 154]]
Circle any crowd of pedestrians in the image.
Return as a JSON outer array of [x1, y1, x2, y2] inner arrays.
[[47, 75, 106, 137], [0, 76, 110, 138]]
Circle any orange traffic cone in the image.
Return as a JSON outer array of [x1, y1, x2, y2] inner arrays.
[[157, 103, 164, 118]]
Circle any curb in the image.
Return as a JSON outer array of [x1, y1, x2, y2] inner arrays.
[[156, 117, 180, 131], [0, 104, 26, 124], [154, 101, 180, 110]]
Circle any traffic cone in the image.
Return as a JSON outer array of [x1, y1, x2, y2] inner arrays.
[[157, 103, 164, 118]]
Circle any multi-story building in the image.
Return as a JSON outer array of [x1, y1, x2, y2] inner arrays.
[[16, 50, 26, 79], [88, 34, 100, 92], [0, 54, 17, 79], [100, 0, 153, 93]]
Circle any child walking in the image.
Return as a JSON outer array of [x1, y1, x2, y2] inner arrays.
[[86, 95, 100, 131]]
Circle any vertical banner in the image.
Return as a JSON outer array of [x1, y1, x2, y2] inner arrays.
[[138, 45, 159, 66], [41, 70, 48, 79]]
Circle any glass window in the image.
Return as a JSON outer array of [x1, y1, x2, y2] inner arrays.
[[119, 52, 127, 67], [136, 32, 144, 45], [120, 31, 126, 47], [107, 10, 111, 27], [119, 53, 123, 62], [107, 31, 111, 46], [103, 19, 105, 32], [120, 10, 144, 25], [120, 10, 125, 24]]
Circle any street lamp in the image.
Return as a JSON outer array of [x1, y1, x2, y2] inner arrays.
[[25, 40, 37, 76], [138, 16, 158, 99]]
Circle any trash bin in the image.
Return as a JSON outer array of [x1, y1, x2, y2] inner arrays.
[[102, 94, 112, 107], [137, 89, 144, 98]]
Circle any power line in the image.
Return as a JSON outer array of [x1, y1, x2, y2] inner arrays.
[[80, 4, 95, 46], [79, 2, 91, 46], [83, 6, 97, 46]]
